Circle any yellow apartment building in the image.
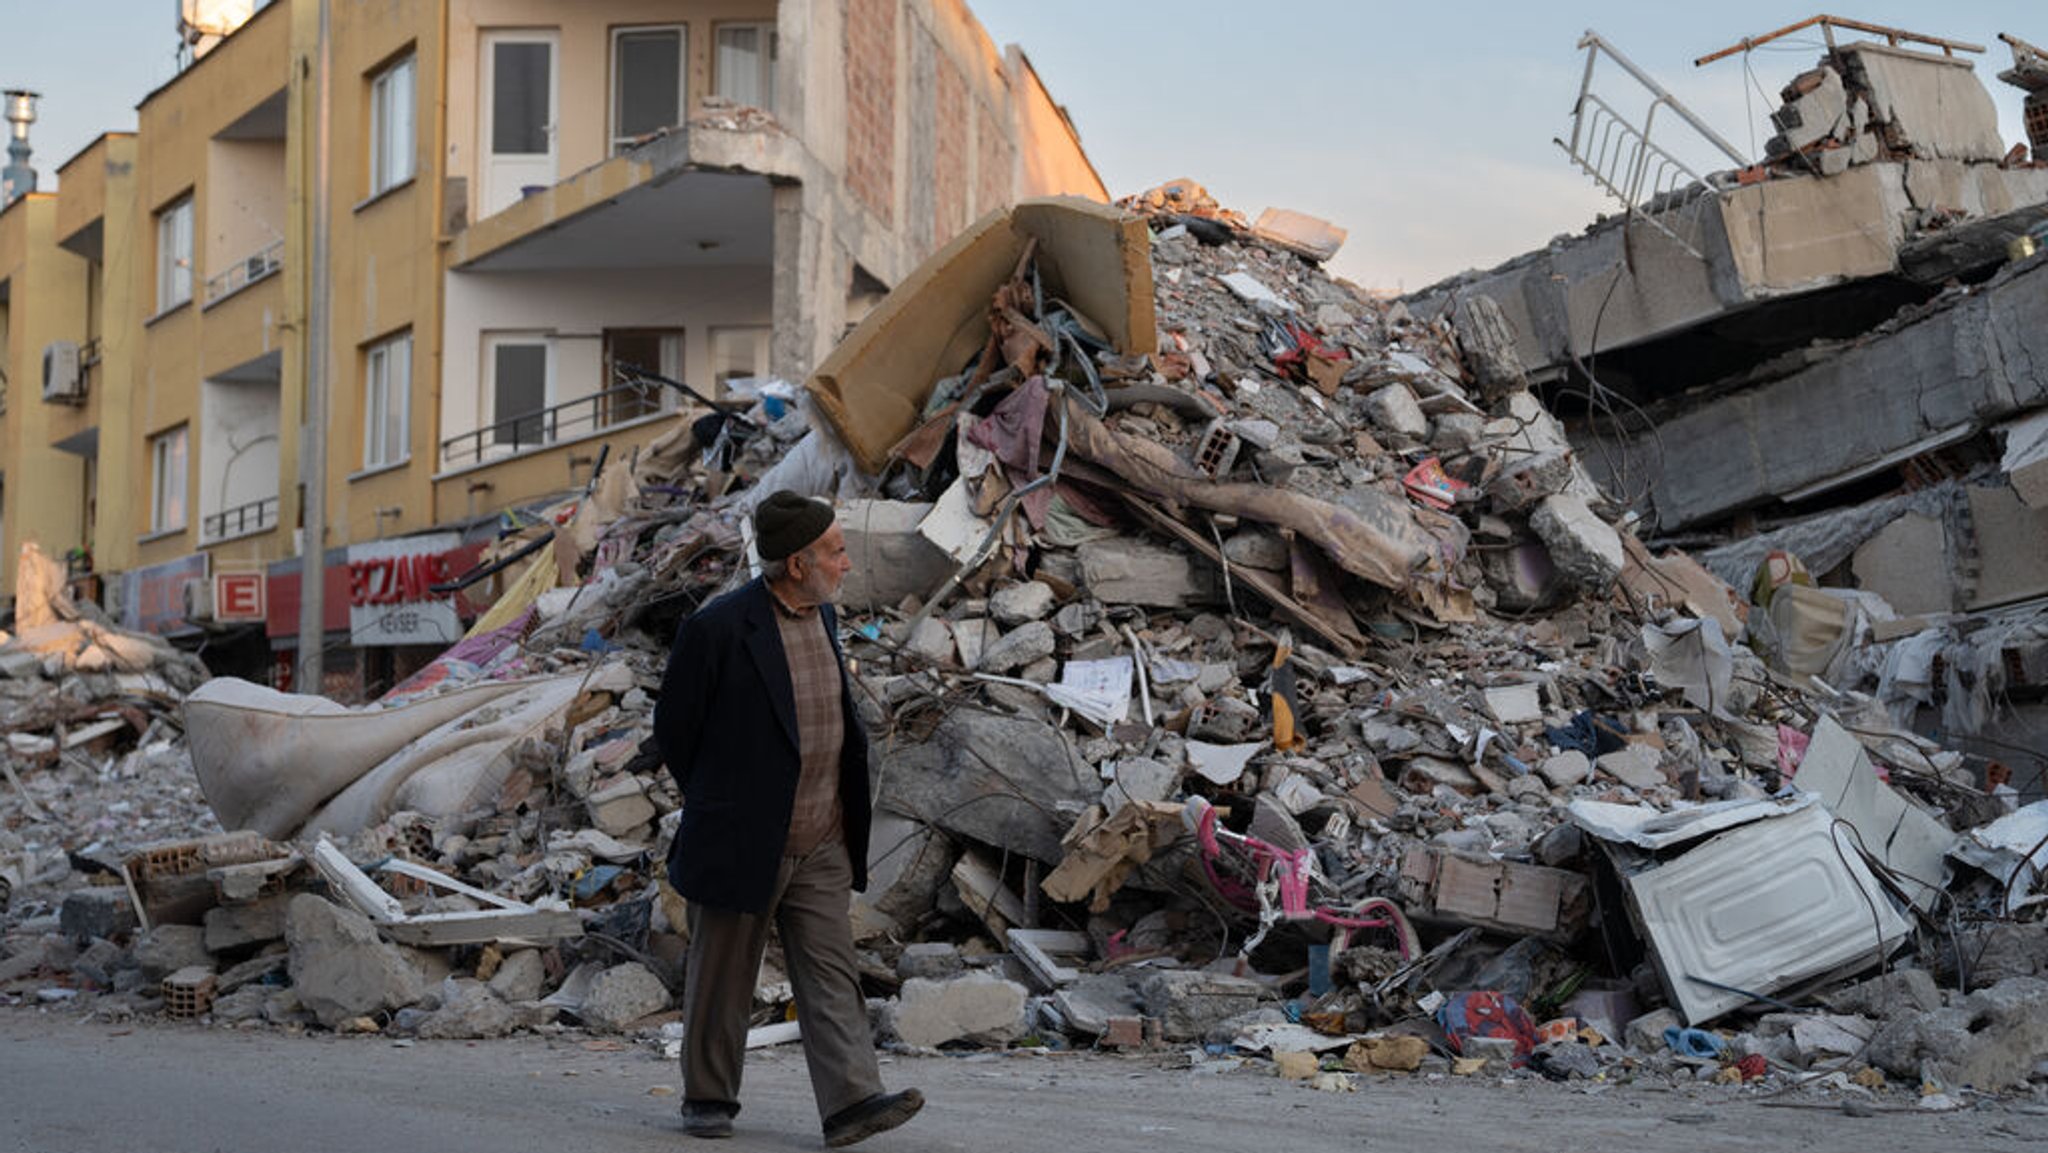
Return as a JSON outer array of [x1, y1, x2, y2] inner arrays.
[[1, 0, 1105, 699]]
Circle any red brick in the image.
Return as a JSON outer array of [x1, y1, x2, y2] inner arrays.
[[976, 103, 1011, 219], [933, 59, 969, 246], [843, 0, 897, 225]]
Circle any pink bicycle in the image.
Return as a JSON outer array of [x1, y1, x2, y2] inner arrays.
[[1183, 795, 1421, 962]]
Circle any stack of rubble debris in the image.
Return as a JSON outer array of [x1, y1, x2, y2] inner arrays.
[[4, 187, 2046, 1105]]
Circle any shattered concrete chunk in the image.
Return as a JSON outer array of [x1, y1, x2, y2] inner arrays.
[[1595, 745, 1666, 791], [1364, 384, 1430, 440], [1867, 977, 2048, 1091], [1141, 970, 1263, 1042], [990, 581, 1058, 628], [133, 925, 212, 984], [886, 971, 1029, 1048], [1531, 494, 1624, 591], [414, 978, 535, 1039], [285, 894, 427, 1029], [895, 942, 965, 982], [486, 948, 547, 1003], [203, 896, 290, 953], [977, 621, 1056, 674], [1078, 540, 1210, 609], [579, 962, 670, 1032], [878, 712, 1096, 865], [1539, 750, 1591, 789]]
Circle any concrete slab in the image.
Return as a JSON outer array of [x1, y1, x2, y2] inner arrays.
[[1851, 512, 1957, 615], [1966, 485, 2048, 609]]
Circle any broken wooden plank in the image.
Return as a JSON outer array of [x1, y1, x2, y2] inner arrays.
[[1115, 490, 1365, 659], [952, 850, 1027, 940]]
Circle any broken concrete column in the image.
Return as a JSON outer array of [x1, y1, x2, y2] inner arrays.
[[285, 894, 427, 1029], [886, 971, 1030, 1048], [1531, 494, 1624, 591]]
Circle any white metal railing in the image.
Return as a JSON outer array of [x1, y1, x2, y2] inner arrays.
[[204, 238, 284, 305], [1556, 32, 1750, 258]]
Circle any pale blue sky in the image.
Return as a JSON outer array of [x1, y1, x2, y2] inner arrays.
[[5, 1, 2042, 289]]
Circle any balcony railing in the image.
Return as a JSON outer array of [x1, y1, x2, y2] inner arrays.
[[440, 381, 668, 469], [202, 494, 280, 543], [204, 239, 284, 306]]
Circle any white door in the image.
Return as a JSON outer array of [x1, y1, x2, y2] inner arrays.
[[481, 31, 558, 218], [484, 333, 554, 452]]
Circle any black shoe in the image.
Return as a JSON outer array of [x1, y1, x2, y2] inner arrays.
[[822, 1089, 924, 1148], [681, 1100, 736, 1139]]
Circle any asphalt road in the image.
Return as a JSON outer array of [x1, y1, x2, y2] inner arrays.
[[2, 1010, 2041, 1153]]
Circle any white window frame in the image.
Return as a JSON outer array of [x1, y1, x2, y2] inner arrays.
[[364, 331, 412, 469], [610, 25, 687, 155], [150, 425, 188, 532], [370, 53, 418, 196], [156, 196, 193, 312], [713, 22, 777, 111]]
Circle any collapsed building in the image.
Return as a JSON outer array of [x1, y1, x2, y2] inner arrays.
[[3, 17, 2048, 1109], [1412, 18, 2048, 789]]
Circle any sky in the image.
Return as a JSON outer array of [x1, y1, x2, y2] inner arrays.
[[3, 1, 2042, 290]]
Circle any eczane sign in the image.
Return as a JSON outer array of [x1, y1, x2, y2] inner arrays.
[[347, 532, 462, 646]]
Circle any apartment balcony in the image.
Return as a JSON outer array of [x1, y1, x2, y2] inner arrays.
[[198, 349, 282, 548], [438, 380, 672, 471], [203, 238, 282, 308], [449, 133, 789, 273], [201, 493, 280, 545]]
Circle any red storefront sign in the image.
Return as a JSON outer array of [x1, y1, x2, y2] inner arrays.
[[214, 572, 266, 622], [267, 537, 486, 640]]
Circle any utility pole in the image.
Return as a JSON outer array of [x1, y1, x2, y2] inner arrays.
[[297, 0, 331, 694]]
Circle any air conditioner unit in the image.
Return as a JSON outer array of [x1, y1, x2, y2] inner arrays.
[[182, 579, 215, 623], [42, 341, 83, 404]]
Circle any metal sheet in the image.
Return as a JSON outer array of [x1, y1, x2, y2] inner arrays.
[[1628, 804, 1910, 1024]]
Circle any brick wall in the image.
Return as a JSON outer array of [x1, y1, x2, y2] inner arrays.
[[976, 102, 1012, 219], [844, 0, 897, 226], [934, 59, 969, 245]]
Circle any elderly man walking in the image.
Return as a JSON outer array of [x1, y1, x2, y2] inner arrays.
[[654, 491, 923, 1146]]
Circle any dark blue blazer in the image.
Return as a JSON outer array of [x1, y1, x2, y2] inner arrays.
[[654, 577, 872, 913]]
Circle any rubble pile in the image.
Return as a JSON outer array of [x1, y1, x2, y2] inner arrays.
[[5, 191, 2046, 1106]]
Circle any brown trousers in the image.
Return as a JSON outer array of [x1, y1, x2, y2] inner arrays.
[[682, 838, 883, 1120]]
